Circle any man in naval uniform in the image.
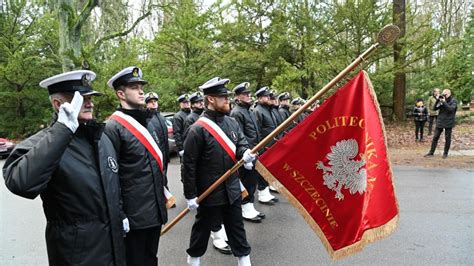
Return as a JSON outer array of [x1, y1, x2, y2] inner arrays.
[[183, 91, 204, 140], [105, 67, 168, 266], [253, 87, 279, 204], [278, 92, 291, 121], [230, 82, 265, 223], [3, 70, 126, 266], [182, 77, 256, 266], [183, 91, 232, 254], [173, 94, 191, 159], [145, 91, 174, 207]]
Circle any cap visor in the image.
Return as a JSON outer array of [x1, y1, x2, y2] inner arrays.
[[210, 91, 230, 96], [127, 78, 148, 85], [81, 90, 102, 96]]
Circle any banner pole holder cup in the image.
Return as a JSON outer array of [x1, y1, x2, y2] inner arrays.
[[160, 24, 400, 236]]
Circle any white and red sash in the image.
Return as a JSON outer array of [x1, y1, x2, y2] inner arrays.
[[110, 111, 176, 207], [110, 111, 164, 172], [195, 116, 248, 198], [195, 117, 237, 162]]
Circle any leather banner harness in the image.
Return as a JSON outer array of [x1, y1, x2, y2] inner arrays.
[[110, 111, 176, 208]]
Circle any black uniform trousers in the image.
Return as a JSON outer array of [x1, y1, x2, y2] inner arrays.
[[240, 168, 258, 204], [257, 173, 269, 190], [125, 226, 161, 266], [187, 199, 251, 257], [429, 127, 453, 156]]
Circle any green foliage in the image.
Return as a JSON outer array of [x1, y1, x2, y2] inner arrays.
[[0, 0, 472, 137], [0, 1, 61, 137]]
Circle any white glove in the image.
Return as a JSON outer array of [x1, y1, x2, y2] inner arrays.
[[186, 197, 199, 211], [57, 91, 83, 133], [244, 161, 253, 170], [179, 150, 184, 157], [242, 149, 256, 163], [122, 218, 130, 233]]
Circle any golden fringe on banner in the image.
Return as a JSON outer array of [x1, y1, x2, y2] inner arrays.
[[363, 71, 400, 214], [256, 161, 398, 260], [254, 71, 399, 260]]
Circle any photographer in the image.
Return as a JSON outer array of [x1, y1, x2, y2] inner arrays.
[[424, 89, 457, 159]]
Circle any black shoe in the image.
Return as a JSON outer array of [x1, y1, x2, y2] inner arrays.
[[424, 153, 434, 158], [170, 203, 176, 208], [442, 154, 448, 159], [258, 200, 275, 205], [269, 186, 279, 193], [214, 245, 232, 255], [257, 212, 266, 219], [270, 197, 279, 203], [243, 216, 262, 223]]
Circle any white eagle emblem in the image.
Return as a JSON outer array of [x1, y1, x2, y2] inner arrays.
[[316, 139, 367, 200]]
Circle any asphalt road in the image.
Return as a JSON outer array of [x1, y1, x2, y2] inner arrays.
[[1, 156, 473, 265]]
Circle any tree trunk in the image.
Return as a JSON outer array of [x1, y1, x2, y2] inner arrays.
[[58, 0, 98, 71], [392, 0, 406, 121], [58, 0, 75, 71]]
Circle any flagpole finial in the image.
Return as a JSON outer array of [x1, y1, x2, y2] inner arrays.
[[377, 25, 400, 45]]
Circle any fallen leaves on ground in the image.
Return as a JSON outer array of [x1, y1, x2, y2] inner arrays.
[[384, 118, 474, 169]]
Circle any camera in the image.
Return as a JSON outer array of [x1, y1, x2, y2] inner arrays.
[[438, 94, 446, 100]]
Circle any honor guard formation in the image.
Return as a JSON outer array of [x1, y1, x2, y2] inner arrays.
[[3, 66, 320, 266]]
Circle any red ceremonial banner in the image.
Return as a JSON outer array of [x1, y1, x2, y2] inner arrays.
[[255, 71, 399, 259]]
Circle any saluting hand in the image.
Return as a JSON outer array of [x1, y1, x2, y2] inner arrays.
[[57, 91, 83, 133]]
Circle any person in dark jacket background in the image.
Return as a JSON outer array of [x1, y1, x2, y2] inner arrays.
[[291, 97, 307, 123], [145, 91, 175, 208], [173, 94, 191, 159], [105, 66, 168, 266], [277, 92, 291, 121], [413, 98, 428, 142], [424, 89, 457, 159], [183, 91, 204, 140], [145, 91, 170, 180], [3, 70, 126, 266], [183, 77, 256, 266], [230, 82, 265, 223], [253, 87, 279, 204], [269, 90, 283, 126]]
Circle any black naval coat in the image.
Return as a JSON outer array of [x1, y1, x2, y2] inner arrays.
[[271, 105, 283, 125], [149, 110, 170, 175], [182, 109, 249, 206], [253, 102, 278, 141], [173, 108, 191, 151], [230, 102, 261, 148], [183, 108, 204, 140], [104, 108, 168, 230], [434, 96, 457, 128], [278, 105, 291, 121], [3, 120, 126, 266]]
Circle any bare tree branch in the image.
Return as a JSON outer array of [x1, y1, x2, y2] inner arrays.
[[73, 0, 99, 32], [93, 9, 151, 51], [92, 2, 171, 52]]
